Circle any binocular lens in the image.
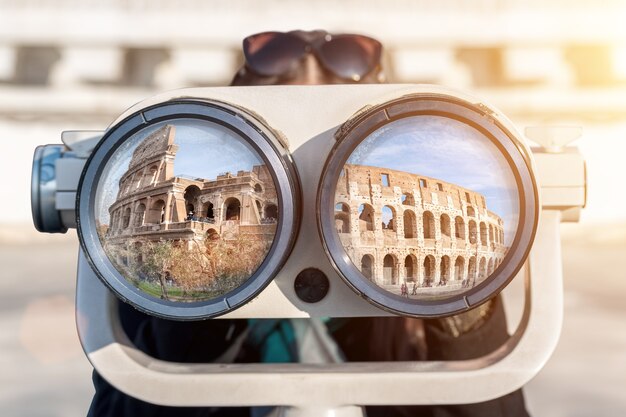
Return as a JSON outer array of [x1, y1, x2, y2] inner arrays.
[[95, 118, 279, 304], [334, 115, 519, 301], [320, 94, 538, 317], [79, 93, 535, 320]]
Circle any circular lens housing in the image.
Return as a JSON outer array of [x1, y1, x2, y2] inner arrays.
[[78, 100, 299, 320], [319, 93, 538, 318]]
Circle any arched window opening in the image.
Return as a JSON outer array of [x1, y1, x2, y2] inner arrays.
[[134, 204, 146, 227], [489, 224, 495, 244], [149, 200, 166, 224], [480, 222, 488, 245], [381, 206, 395, 231], [264, 203, 278, 221], [440, 214, 451, 238], [423, 211, 435, 239], [423, 255, 435, 287], [455, 216, 465, 239], [203, 202, 215, 220], [148, 165, 159, 185], [468, 220, 478, 244], [401, 192, 414, 206], [254, 183, 263, 193], [184, 185, 201, 219], [403, 210, 416, 239], [361, 255, 374, 280], [334, 203, 350, 234], [186, 204, 195, 216], [335, 203, 349, 213], [454, 257, 465, 281], [383, 254, 396, 285], [479, 258, 487, 280], [358, 204, 374, 232], [440, 256, 451, 285], [224, 198, 241, 221], [404, 255, 416, 282], [122, 207, 131, 229], [123, 181, 131, 195], [110, 211, 118, 231], [467, 256, 477, 286], [488, 258, 495, 275], [467, 206, 476, 217]]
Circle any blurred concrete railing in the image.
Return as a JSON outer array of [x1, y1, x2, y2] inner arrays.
[[0, 0, 625, 122]]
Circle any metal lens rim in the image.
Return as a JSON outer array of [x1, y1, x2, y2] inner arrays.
[[318, 93, 539, 318], [77, 100, 298, 320]]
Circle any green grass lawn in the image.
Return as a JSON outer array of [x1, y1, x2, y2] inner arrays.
[[135, 279, 242, 301]]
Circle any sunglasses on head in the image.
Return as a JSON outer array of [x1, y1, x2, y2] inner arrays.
[[242, 31, 383, 81]]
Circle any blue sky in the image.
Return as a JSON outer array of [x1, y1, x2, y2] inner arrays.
[[96, 119, 262, 224], [171, 121, 262, 179], [347, 115, 519, 245]]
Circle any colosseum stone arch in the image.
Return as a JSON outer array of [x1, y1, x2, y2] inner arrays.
[[335, 164, 508, 295], [102, 124, 278, 251]]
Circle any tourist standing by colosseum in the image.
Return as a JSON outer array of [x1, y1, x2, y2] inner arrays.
[[88, 30, 530, 417]]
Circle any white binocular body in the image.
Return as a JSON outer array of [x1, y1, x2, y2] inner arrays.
[[31, 84, 586, 409]]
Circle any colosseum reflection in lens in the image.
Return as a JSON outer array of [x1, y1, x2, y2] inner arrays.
[[335, 115, 518, 299], [95, 120, 278, 302]]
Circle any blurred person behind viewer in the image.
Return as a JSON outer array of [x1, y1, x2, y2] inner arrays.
[[88, 30, 530, 417]]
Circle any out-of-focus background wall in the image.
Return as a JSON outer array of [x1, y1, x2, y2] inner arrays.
[[1, 1, 625, 416]]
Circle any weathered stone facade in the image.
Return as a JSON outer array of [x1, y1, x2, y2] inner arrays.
[[335, 164, 508, 292], [105, 124, 278, 245]]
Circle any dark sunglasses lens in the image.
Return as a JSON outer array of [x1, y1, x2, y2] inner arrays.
[[319, 36, 381, 80], [244, 33, 308, 76]]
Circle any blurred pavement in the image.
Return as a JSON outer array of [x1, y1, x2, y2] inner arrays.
[[524, 224, 626, 417], [0, 229, 92, 417], [1, 223, 625, 416]]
